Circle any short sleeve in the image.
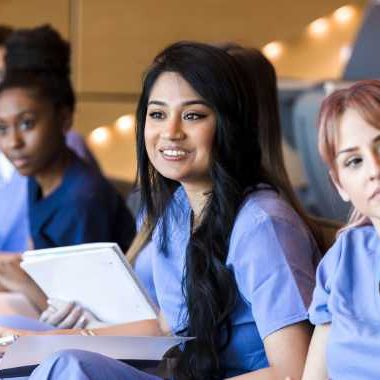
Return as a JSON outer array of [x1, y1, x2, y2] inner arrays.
[[308, 237, 343, 325], [229, 216, 317, 339]]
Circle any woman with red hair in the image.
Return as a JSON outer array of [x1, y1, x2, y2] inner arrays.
[[303, 80, 380, 380]]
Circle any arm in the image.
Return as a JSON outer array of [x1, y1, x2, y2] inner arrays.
[[302, 324, 330, 380], [0, 254, 47, 311], [227, 321, 312, 380], [0, 318, 164, 338]]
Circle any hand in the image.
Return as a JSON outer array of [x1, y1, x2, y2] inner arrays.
[[39, 299, 101, 329], [0, 254, 34, 292]]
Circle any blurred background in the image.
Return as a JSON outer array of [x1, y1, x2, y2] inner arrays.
[[2, 0, 377, 220]]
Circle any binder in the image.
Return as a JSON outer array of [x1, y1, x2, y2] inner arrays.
[[20, 243, 158, 325]]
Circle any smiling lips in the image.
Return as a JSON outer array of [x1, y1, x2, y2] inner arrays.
[[159, 147, 190, 160]]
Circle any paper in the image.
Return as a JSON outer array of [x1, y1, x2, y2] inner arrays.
[[21, 243, 158, 324], [0, 335, 191, 370]]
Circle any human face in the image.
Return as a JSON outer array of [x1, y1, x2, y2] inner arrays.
[[0, 87, 65, 177], [334, 108, 380, 227], [144, 72, 216, 192]]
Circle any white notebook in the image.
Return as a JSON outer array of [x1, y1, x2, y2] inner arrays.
[[21, 243, 158, 324]]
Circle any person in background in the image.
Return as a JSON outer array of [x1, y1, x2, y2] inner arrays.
[[221, 43, 327, 253], [0, 24, 101, 253], [3, 41, 320, 380], [0, 25, 135, 313], [303, 80, 380, 380]]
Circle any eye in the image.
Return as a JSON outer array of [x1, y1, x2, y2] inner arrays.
[[148, 111, 165, 120], [183, 112, 206, 121], [19, 119, 35, 131], [0, 124, 7, 136], [344, 156, 362, 169]]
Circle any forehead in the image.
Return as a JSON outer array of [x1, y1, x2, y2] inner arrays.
[[336, 107, 380, 149], [0, 87, 41, 119], [148, 72, 202, 104]]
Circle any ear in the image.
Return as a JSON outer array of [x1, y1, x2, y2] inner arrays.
[[329, 170, 350, 202]]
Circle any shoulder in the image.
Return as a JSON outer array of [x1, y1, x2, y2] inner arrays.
[[230, 188, 314, 249], [63, 156, 117, 205], [319, 224, 377, 274]]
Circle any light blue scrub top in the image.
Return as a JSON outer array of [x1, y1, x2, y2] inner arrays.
[[135, 186, 320, 377], [309, 225, 380, 380], [0, 172, 29, 252]]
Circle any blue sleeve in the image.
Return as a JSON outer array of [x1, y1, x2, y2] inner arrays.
[[308, 236, 343, 325], [229, 216, 317, 339]]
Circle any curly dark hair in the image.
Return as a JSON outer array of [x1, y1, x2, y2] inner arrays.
[[0, 24, 75, 111]]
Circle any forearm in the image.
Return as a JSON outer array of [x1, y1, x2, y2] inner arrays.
[[41, 318, 163, 337], [226, 367, 278, 380], [21, 281, 48, 312]]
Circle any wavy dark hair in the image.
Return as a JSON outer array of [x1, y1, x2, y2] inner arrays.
[[0, 24, 75, 112], [136, 41, 267, 379], [220, 43, 325, 253]]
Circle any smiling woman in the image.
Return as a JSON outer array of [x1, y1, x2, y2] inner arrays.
[[23, 41, 321, 380], [144, 72, 216, 196]]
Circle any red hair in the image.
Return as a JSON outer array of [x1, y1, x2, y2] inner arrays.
[[318, 80, 380, 231]]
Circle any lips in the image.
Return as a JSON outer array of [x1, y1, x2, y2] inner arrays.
[[8, 156, 30, 169], [159, 146, 190, 160], [369, 188, 380, 201]]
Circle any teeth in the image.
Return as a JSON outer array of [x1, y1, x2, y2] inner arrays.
[[162, 150, 187, 157]]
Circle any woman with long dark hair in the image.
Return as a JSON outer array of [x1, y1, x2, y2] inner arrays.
[[6, 41, 319, 380]]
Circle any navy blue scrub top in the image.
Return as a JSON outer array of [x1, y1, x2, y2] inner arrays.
[[28, 153, 135, 251]]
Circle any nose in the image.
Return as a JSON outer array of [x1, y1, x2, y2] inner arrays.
[[161, 115, 185, 140], [368, 152, 380, 181], [4, 127, 24, 150]]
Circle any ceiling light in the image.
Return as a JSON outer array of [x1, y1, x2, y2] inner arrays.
[[89, 126, 111, 146], [262, 41, 284, 60]]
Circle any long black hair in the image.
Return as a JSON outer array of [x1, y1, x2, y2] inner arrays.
[[136, 41, 267, 379]]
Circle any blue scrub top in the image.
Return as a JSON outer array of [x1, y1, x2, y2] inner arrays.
[[28, 153, 135, 251], [0, 172, 29, 252], [135, 186, 320, 377], [309, 225, 380, 380]]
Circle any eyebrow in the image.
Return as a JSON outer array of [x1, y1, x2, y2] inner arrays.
[[336, 134, 380, 157], [147, 100, 210, 107]]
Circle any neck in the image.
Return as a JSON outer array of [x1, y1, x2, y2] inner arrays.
[[182, 182, 212, 229], [371, 218, 380, 236], [35, 148, 72, 198]]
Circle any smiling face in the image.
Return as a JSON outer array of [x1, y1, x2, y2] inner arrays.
[[144, 72, 216, 192], [334, 107, 380, 227], [0, 87, 66, 177]]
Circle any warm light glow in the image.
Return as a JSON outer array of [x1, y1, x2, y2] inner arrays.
[[339, 45, 352, 63], [115, 114, 135, 134], [262, 41, 284, 60], [89, 126, 111, 146], [334, 5, 356, 24], [308, 18, 329, 37]]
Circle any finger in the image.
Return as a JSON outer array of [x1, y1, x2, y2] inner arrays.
[[47, 298, 70, 308], [73, 314, 88, 329], [39, 305, 58, 322], [44, 302, 76, 326], [57, 305, 84, 329]]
